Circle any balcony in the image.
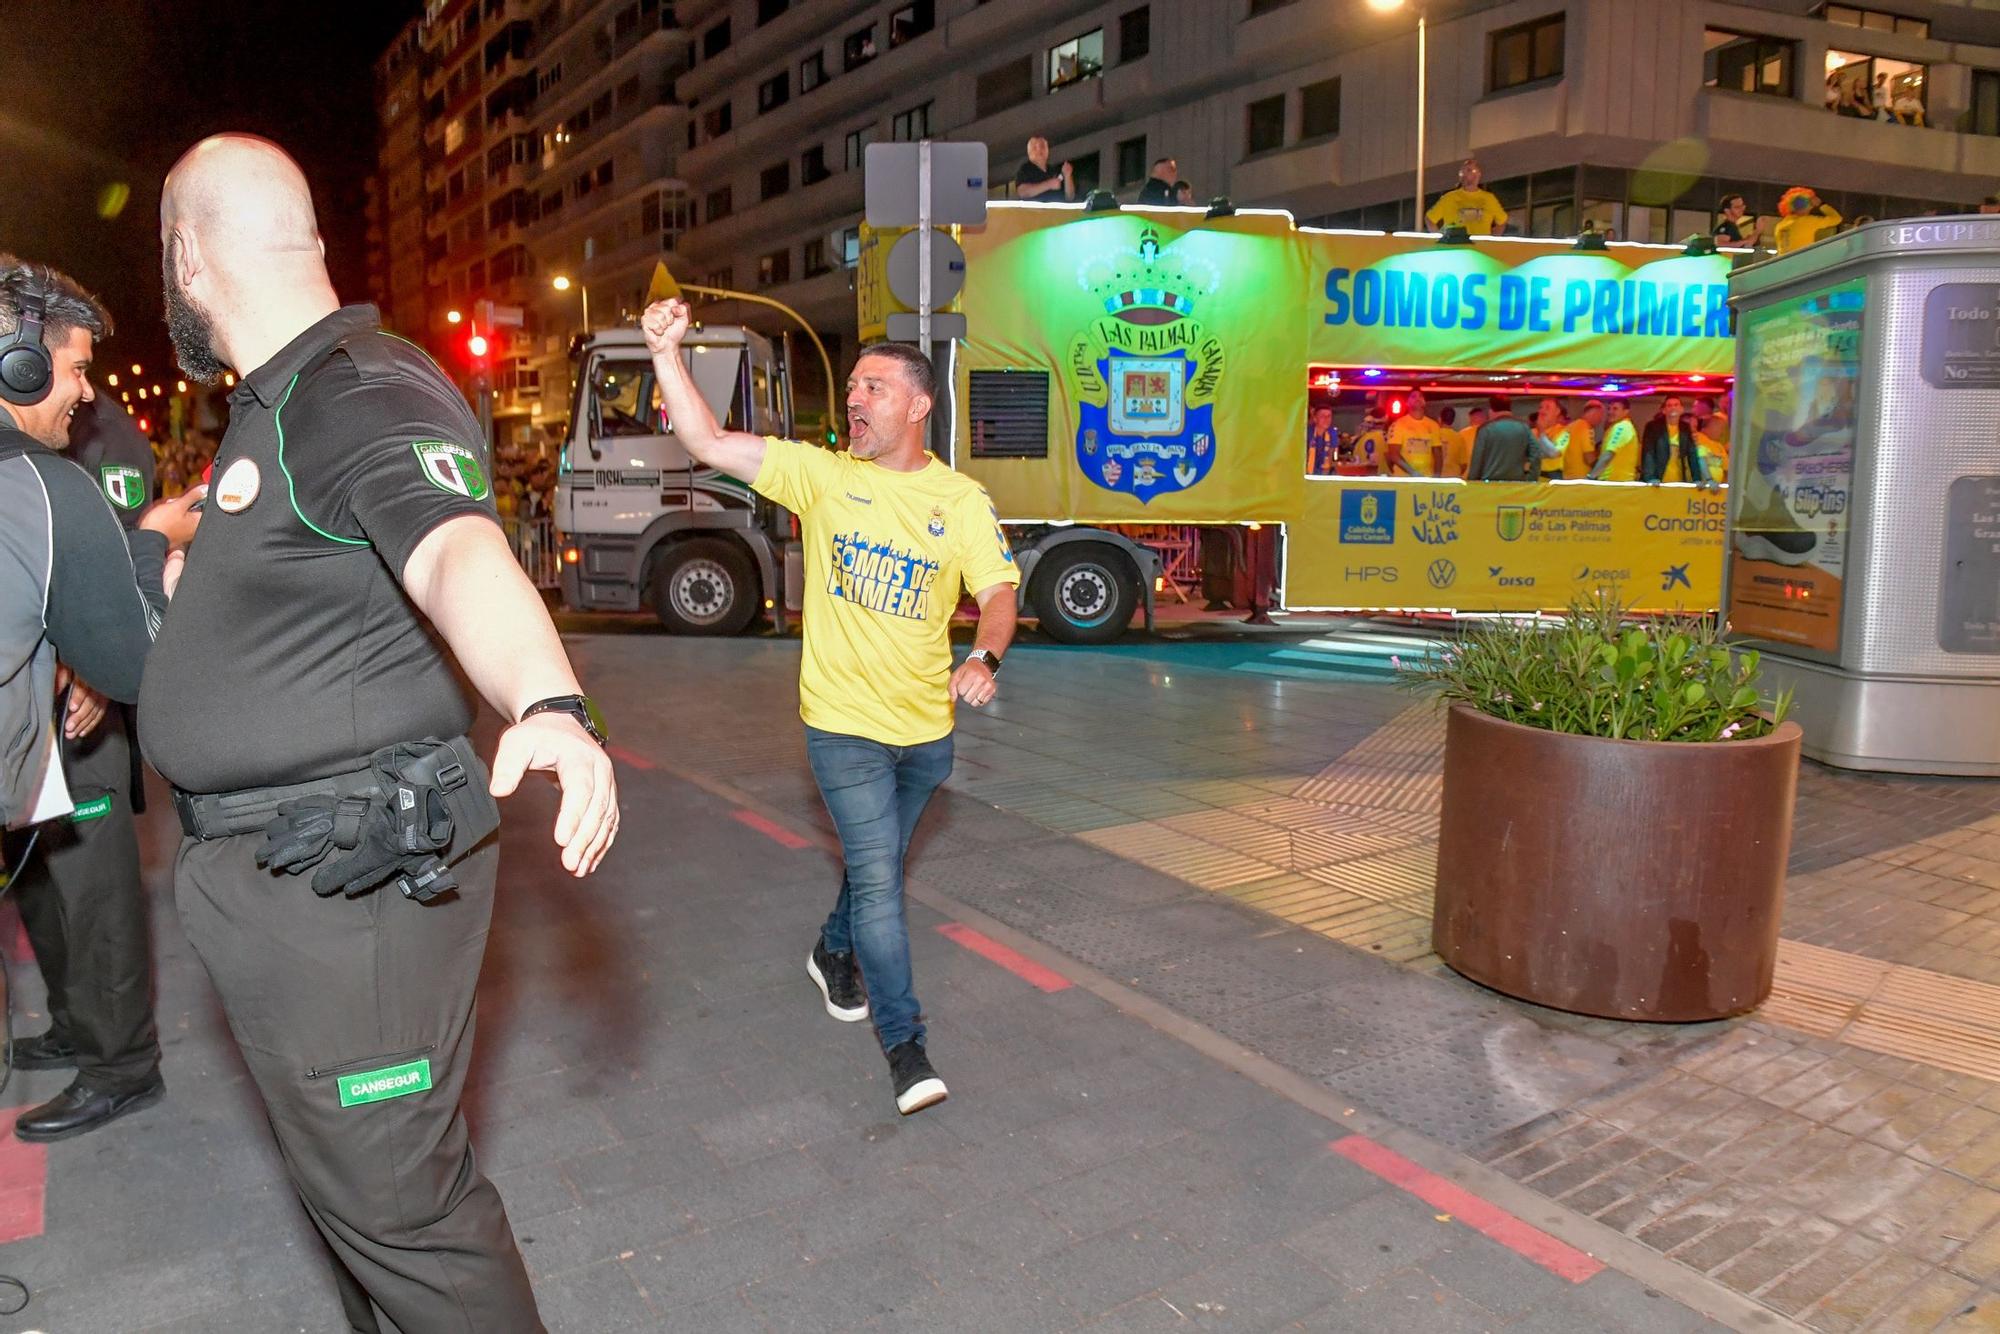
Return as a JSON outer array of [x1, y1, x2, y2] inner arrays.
[[1700, 88, 1964, 190], [970, 71, 1108, 163], [1230, 136, 1344, 208], [1469, 80, 1568, 152]]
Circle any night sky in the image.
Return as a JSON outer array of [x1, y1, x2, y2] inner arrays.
[[0, 1, 421, 379]]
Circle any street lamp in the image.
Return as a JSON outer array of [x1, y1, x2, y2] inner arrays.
[[552, 274, 589, 333], [1369, 0, 1427, 232], [445, 308, 462, 325]]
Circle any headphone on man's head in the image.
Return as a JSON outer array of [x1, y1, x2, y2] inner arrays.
[[0, 281, 54, 407]]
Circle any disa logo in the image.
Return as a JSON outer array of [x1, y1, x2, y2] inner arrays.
[[1070, 227, 1226, 503]]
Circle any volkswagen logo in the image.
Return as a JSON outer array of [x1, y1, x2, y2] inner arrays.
[[1427, 558, 1457, 589]]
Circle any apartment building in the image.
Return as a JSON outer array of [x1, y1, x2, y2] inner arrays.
[[668, 0, 2000, 383], [365, 19, 428, 341]]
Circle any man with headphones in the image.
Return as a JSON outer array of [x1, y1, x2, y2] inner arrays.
[[0, 257, 201, 1141]]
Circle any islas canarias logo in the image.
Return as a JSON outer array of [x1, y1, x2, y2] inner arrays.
[[1068, 227, 1226, 503]]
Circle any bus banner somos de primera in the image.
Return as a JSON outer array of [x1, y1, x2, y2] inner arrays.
[[861, 204, 1736, 613]]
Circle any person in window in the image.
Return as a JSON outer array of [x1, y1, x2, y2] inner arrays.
[[1640, 395, 1705, 484], [1425, 158, 1507, 236], [1386, 390, 1445, 477], [1773, 187, 1842, 254], [1174, 181, 1195, 206], [1713, 195, 1764, 249], [1305, 403, 1340, 475], [1893, 80, 1926, 126], [1532, 397, 1569, 481], [1013, 136, 1072, 202], [1136, 157, 1178, 205], [1587, 399, 1640, 481], [1562, 399, 1603, 480]]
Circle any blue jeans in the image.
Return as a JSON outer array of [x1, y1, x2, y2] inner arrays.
[[804, 726, 954, 1051]]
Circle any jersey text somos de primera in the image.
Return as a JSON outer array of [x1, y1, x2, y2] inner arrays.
[[753, 438, 1020, 747], [139, 306, 497, 793]]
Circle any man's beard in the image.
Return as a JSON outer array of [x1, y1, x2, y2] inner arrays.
[[162, 246, 229, 385]]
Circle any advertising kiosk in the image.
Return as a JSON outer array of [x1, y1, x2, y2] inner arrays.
[[1726, 217, 2000, 774]]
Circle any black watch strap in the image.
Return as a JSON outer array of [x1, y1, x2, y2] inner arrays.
[[520, 694, 609, 745]]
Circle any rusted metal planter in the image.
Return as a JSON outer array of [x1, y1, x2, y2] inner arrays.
[[1433, 704, 1802, 1022]]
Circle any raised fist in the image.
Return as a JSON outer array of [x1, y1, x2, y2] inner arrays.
[[641, 299, 691, 355]]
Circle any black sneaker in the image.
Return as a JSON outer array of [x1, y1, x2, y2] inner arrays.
[[807, 939, 869, 1023], [886, 1039, 947, 1115], [10, 1031, 78, 1071]]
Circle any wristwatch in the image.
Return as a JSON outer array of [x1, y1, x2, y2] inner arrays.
[[520, 694, 609, 745], [966, 649, 1002, 675]]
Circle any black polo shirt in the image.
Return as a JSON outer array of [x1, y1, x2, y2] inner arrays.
[[138, 305, 496, 794], [70, 391, 156, 526]]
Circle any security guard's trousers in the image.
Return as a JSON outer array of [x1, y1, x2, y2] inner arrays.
[[175, 830, 542, 1334], [11, 721, 160, 1088]]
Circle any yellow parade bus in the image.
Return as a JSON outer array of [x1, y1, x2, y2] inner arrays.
[[861, 203, 1738, 642]]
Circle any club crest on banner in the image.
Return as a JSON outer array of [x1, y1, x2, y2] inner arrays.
[[1068, 228, 1225, 503]]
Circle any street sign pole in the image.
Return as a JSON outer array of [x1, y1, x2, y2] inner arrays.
[[918, 139, 933, 359]]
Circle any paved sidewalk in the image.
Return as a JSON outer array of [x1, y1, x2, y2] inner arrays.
[[0, 638, 1753, 1333], [581, 632, 2000, 1333]]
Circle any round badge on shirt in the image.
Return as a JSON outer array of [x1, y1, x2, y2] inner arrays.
[[214, 458, 261, 513]]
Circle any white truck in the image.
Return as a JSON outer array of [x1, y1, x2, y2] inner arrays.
[[553, 324, 1160, 641]]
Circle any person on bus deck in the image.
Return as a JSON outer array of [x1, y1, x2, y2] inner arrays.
[[1467, 396, 1555, 481], [1353, 400, 1389, 472], [1563, 399, 1604, 480], [1695, 395, 1730, 454], [1305, 403, 1340, 475], [1588, 399, 1641, 481], [1012, 136, 1073, 203], [1640, 395, 1705, 484], [1773, 188, 1842, 254], [1532, 398, 1569, 481], [1425, 159, 1507, 236], [1136, 157, 1179, 205], [1713, 195, 1764, 249], [1385, 390, 1445, 477], [1437, 406, 1470, 479]]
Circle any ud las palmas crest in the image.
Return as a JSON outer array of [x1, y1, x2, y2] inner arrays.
[[412, 440, 491, 500], [1069, 226, 1225, 503]]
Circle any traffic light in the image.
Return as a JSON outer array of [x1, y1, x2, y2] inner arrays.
[[465, 331, 490, 361]]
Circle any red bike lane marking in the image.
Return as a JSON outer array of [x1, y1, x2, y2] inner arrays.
[[605, 744, 657, 772], [937, 923, 1073, 993], [1331, 1134, 1605, 1283], [0, 1110, 47, 1244], [730, 808, 815, 850]]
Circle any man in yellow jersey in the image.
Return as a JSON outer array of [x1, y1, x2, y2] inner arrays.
[[1425, 158, 1508, 236], [1437, 406, 1471, 478], [1385, 390, 1444, 477], [1354, 401, 1389, 473], [1694, 395, 1730, 483], [644, 298, 1019, 1116], [1563, 399, 1603, 480], [1772, 188, 1842, 254], [1588, 399, 1640, 481], [1532, 398, 1569, 480]]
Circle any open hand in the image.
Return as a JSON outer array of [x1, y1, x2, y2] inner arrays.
[[489, 712, 618, 876]]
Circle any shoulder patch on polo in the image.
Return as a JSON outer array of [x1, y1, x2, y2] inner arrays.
[[412, 441, 490, 500]]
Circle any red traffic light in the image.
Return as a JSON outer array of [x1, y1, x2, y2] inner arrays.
[[465, 332, 490, 360]]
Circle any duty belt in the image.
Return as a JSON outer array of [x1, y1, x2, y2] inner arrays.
[[171, 739, 473, 841]]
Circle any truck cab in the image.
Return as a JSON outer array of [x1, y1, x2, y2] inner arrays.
[[555, 325, 797, 634]]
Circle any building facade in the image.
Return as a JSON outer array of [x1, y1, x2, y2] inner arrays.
[[669, 0, 2000, 372], [377, 0, 2000, 440], [365, 18, 428, 341]]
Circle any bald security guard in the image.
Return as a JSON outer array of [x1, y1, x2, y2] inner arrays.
[[140, 135, 617, 1332], [6, 316, 172, 1139]]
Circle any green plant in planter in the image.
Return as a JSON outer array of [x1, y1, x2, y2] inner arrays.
[[1402, 592, 1793, 743]]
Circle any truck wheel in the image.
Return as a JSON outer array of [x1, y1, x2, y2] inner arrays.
[[1033, 544, 1139, 645], [648, 538, 760, 636]]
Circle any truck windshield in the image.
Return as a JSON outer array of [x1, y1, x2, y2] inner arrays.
[[590, 348, 749, 437]]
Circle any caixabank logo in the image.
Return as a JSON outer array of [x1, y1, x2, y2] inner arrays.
[[1070, 228, 1225, 503]]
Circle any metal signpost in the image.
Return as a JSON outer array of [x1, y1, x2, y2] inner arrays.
[[865, 141, 986, 460]]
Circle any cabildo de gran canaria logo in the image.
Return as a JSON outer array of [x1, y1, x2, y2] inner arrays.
[[1069, 227, 1226, 503]]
